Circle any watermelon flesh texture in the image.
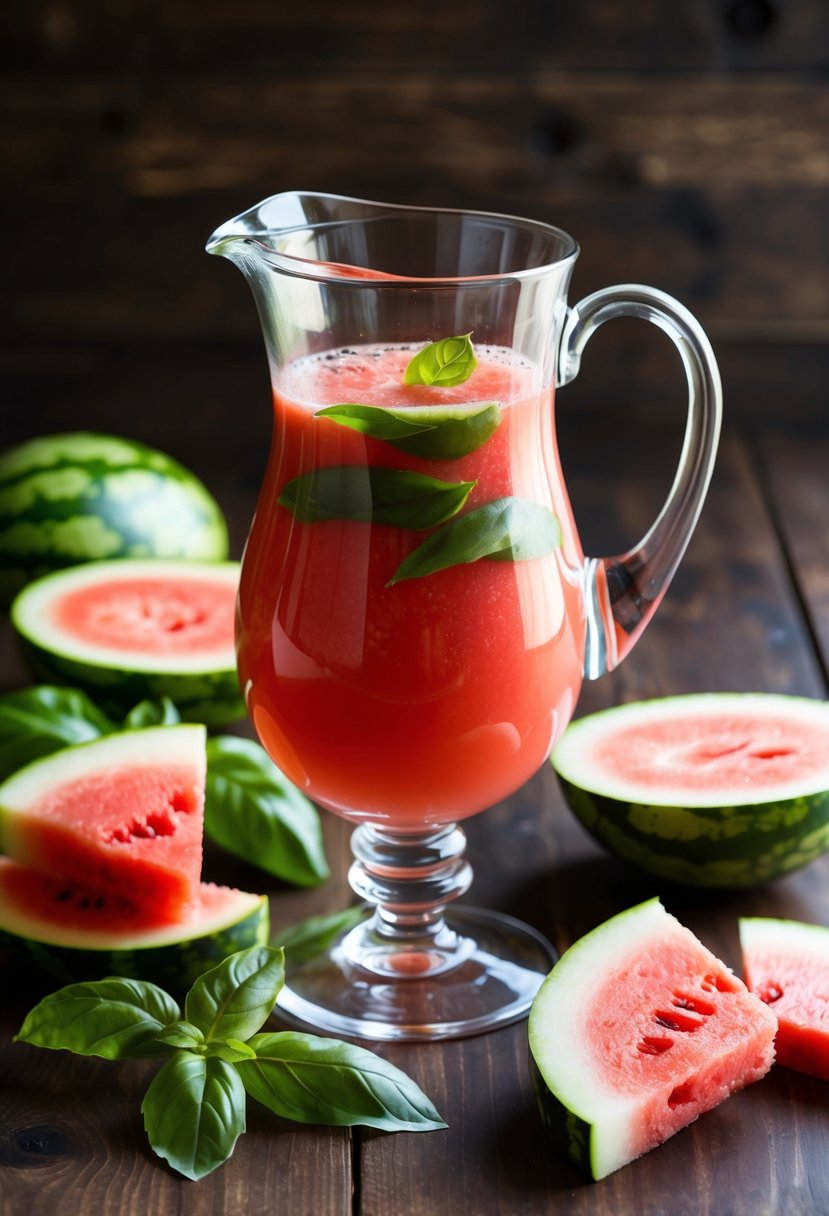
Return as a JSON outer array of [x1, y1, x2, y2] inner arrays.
[[0, 858, 269, 994], [0, 726, 206, 924], [740, 917, 829, 1081], [529, 899, 776, 1181]]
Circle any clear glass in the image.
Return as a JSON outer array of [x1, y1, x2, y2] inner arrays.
[[207, 193, 722, 1040]]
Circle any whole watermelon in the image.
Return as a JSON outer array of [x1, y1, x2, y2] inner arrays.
[[0, 432, 229, 606]]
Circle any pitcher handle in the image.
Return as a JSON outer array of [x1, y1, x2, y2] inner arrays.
[[558, 284, 722, 680]]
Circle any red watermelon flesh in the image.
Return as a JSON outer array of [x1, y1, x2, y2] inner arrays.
[[740, 917, 829, 1081], [0, 726, 206, 924]]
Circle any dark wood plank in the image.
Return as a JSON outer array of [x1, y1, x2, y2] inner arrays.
[[2, 75, 829, 343], [757, 429, 829, 682], [5, 0, 828, 73]]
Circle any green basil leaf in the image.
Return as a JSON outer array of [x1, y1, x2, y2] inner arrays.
[[122, 697, 182, 729], [15, 978, 181, 1059], [184, 946, 285, 1043], [404, 333, 477, 387], [205, 735, 328, 887], [238, 1031, 447, 1132], [151, 1020, 205, 1051], [273, 905, 367, 965], [207, 1038, 258, 1063], [141, 1052, 246, 1181], [389, 496, 561, 584], [316, 401, 501, 459], [0, 685, 114, 781], [279, 466, 474, 528]]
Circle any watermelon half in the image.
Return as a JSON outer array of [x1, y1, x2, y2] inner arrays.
[[0, 725, 206, 923], [528, 899, 776, 1181], [551, 693, 829, 888], [0, 857, 269, 995], [0, 430, 229, 606], [11, 559, 244, 725], [740, 916, 829, 1081]]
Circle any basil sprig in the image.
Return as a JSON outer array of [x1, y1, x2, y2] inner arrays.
[[315, 401, 501, 460], [279, 466, 474, 528], [0, 687, 327, 888], [404, 333, 477, 387], [389, 497, 561, 585], [15, 946, 445, 1180]]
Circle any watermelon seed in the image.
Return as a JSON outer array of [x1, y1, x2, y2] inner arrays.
[[671, 992, 716, 1017], [654, 1009, 705, 1032], [52, 889, 73, 903], [637, 1035, 674, 1056], [757, 982, 784, 1004], [667, 1080, 696, 1109]]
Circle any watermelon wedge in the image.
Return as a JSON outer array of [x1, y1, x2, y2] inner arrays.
[[740, 916, 829, 1081], [0, 857, 269, 994], [0, 725, 206, 923], [528, 899, 776, 1181], [551, 693, 829, 887], [11, 559, 244, 725]]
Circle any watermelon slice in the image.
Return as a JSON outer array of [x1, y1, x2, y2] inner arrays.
[[551, 693, 829, 887], [740, 916, 829, 1081], [0, 857, 269, 994], [0, 725, 206, 923], [11, 559, 244, 725], [528, 899, 776, 1181]]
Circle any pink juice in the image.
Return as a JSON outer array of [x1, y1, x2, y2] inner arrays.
[[237, 344, 586, 827]]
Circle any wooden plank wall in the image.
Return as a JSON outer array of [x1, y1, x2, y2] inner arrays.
[[3, 1, 828, 397]]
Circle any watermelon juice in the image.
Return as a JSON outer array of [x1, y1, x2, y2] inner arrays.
[[237, 343, 586, 828]]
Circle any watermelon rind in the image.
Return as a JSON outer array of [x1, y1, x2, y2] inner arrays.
[[528, 898, 776, 1181], [0, 860, 269, 995], [551, 694, 829, 888], [11, 559, 244, 725], [0, 431, 229, 606]]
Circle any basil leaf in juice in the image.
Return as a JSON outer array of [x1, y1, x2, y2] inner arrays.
[[279, 466, 474, 528], [316, 401, 501, 460], [389, 496, 561, 584]]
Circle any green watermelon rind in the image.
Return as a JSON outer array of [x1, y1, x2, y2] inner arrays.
[[0, 882, 270, 995], [0, 431, 229, 606], [10, 560, 244, 726], [551, 694, 829, 889]]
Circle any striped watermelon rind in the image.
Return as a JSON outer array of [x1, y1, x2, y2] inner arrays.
[[551, 693, 829, 889], [0, 431, 229, 606], [0, 860, 269, 996], [11, 559, 244, 726]]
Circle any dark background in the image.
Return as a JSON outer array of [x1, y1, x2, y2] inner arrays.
[[3, 0, 829, 555]]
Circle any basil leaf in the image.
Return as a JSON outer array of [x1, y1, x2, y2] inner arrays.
[[207, 1038, 258, 1063], [279, 466, 474, 528], [15, 978, 181, 1059], [151, 1020, 205, 1051], [404, 333, 477, 387], [205, 735, 328, 887], [0, 685, 114, 781], [238, 1031, 446, 1132], [122, 697, 181, 729], [273, 904, 367, 965], [389, 496, 561, 584], [141, 1052, 246, 1181], [316, 401, 501, 459], [184, 946, 285, 1043]]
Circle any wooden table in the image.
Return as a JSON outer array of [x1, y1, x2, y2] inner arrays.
[[1, 345, 828, 1216]]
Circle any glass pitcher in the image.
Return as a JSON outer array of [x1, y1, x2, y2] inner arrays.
[[207, 193, 721, 1040]]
